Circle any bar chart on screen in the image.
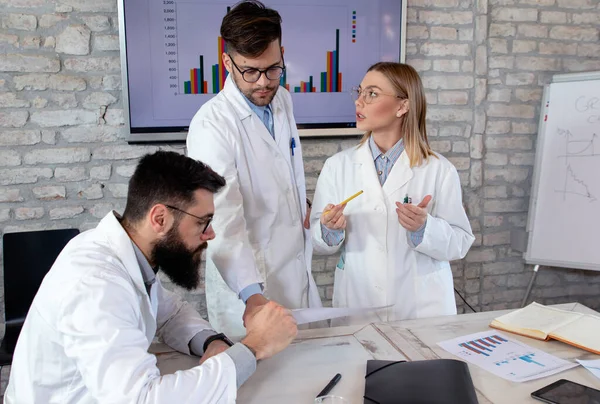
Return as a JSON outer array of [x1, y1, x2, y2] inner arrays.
[[160, 1, 351, 100], [179, 28, 345, 96], [134, 0, 402, 127], [162, 2, 231, 97], [438, 331, 578, 382]]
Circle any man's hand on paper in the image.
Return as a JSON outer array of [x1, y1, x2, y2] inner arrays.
[[242, 301, 298, 360], [321, 203, 347, 230], [199, 340, 230, 365], [243, 293, 269, 327]]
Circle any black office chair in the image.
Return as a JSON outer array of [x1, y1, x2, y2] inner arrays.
[[0, 228, 79, 368]]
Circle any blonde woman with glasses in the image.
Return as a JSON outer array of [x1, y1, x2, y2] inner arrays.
[[310, 62, 475, 326]]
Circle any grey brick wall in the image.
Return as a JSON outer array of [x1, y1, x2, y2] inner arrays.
[[1, 0, 600, 395], [472, 0, 600, 313]]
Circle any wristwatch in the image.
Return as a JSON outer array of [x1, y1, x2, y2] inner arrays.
[[202, 333, 234, 353]]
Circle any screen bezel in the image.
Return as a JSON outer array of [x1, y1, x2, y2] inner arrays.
[[117, 0, 407, 143]]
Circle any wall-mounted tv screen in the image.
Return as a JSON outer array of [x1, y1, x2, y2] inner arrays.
[[118, 0, 406, 142]]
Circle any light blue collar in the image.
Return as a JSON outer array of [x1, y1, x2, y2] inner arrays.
[[242, 94, 272, 119], [368, 136, 404, 164]]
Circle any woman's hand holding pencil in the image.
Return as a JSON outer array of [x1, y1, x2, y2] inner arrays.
[[321, 203, 347, 230], [320, 190, 363, 231]]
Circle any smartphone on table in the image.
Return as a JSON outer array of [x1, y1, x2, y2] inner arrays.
[[531, 379, 600, 404]]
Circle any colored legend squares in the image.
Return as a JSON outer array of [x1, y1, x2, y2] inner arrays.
[[352, 10, 356, 43]]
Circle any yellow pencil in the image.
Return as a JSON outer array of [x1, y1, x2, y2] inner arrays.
[[324, 190, 364, 214], [339, 190, 364, 205]]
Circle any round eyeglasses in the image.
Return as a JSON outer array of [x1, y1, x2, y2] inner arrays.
[[350, 86, 402, 104], [228, 54, 286, 83], [164, 204, 213, 234]]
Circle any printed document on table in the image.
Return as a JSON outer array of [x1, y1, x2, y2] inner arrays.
[[437, 330, 578, 382], [292, 306, 390, 325], [576, 359, 600, 380]]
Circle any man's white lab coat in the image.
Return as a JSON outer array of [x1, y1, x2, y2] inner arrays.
[[5, 212, 237, 404], [187, 76, 321, 337]]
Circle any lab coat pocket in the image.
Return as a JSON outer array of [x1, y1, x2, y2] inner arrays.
[[415, 262, 455, 318]]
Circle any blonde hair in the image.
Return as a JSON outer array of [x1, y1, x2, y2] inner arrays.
[[358, 62, 436, 167]]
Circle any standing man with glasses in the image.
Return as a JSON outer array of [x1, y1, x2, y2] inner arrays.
[[187, 0, 322, 338]]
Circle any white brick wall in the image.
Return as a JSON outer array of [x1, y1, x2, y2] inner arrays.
[[1, 0, 600, 395], [480, 0, 600, 315], [407, 0, 600, 316]]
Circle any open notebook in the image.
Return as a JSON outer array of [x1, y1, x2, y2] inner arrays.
[[489, 302, 600, 355]]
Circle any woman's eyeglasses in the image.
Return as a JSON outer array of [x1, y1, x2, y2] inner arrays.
[[350, 86, 402, 104]]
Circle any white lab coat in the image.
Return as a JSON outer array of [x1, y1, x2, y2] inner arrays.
[[311, 143, 475, 326], [187, 76, 322, 338], [5, 212, 237, 404]]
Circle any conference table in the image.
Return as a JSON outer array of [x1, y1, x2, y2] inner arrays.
[[154, 303, 600, 403]]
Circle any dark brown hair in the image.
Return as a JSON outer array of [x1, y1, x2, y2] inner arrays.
[[122, 151, 225, 225], [220, 0, 282, 57]]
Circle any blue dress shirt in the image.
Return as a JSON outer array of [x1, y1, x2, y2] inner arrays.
[[244, 95, 274, 139]]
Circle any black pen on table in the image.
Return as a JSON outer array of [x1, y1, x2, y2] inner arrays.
[[316, 373, 342, 398]]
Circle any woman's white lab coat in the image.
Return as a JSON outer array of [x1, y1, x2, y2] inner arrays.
[[187, 76, 321, 337], [5, 212, 237, 404], [311, 143, 475, 326]]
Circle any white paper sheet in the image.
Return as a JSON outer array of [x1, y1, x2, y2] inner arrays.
[[437, 330, 578, 382], [291, 306, 389, 325], [577, 359, 600, 380]]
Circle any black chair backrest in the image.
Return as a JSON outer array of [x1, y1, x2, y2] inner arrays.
[[2, 228, 79, 353]]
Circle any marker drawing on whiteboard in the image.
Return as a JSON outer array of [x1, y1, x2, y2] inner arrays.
[[555, 128, 599, 202]]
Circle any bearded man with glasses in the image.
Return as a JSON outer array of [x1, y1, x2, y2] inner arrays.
[[187, 0, 322, 338], [5, 151, 299, 403]]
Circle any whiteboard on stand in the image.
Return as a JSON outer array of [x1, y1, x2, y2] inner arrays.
[[525, 71, 600, 272]]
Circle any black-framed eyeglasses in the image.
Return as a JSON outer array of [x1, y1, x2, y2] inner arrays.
[[350, 86, 402, 104], [164, 204, 213, 234], [228, 54, 286, 83]]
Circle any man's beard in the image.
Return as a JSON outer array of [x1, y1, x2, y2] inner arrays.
[[233, 75, 279, 106], [151, 226, 206, 290]]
